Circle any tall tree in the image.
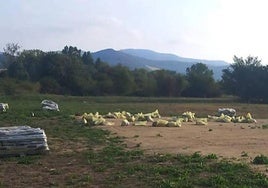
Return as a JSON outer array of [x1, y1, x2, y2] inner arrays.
[[18, 50, 44, 81], [3, 43, 21, 68], [62, 46, 81, 57], [152, 70, 186, 97], [183, 63, 220, 97], [82, 51, 94, 66], [221, 56, 266, 101], [133, 69, 157, 97], [7, 61, 29, 80], [3, 43, 21, 57], [111, 64, 135, 96]]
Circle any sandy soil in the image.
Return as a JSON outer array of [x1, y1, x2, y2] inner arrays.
[[102, 118, 268, 174]]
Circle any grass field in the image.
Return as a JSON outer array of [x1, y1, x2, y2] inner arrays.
[[0, 94, 267, 187]]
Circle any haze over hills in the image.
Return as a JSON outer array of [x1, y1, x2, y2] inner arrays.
[[120, 49, 229, 66], [92, 49, 229, 80]]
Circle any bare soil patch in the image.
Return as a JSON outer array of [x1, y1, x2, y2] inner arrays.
[[102, 118, 268, 174]]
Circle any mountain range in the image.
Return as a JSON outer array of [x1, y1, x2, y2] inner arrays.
[[92, 49, 229, 80]]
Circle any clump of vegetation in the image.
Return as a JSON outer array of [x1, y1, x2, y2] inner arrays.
[[206, 153, 218, 159], [253, 155, 268, 165], [241, 151, 249, 157], [156, 133, 163, 137], [16, 156, 41, 165], [135, 143, 141, 147], [262, 124, 268, 129]]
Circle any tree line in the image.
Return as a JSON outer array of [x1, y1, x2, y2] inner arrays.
[[1, 43, 268, 101]]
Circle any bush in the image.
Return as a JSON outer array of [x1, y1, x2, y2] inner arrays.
[[0, 78, 39, 95], [253, 155, 268, 165]]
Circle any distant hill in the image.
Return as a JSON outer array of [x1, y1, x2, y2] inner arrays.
[[92, 49, 229, 80], [91, 48, 195, 72], [120, 49, 229, 66], [91, 49, 150, 69]]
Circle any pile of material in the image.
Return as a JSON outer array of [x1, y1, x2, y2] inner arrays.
[[76, 109, 162, 126], [208, 114, 233, 123], [41, 100, 59, 111], [218, 108, 236, 117], [195, 118, 208, 125], [232, 113, 257, 123], [208, 112, 257, 123], [0, 126, 49, 157], [82, 112, 106, 126], [152, 119, 181, 127], [182, 111, 196, 122], [104, 109, 160, 122], [0, 103, 9, 112], [75, 108, 258, 128]]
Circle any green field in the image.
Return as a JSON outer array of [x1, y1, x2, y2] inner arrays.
[[0, 94, 267, 187]]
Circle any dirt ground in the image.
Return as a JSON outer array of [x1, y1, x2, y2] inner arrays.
[[102, 118, 268, 175], [0, 118, 267, 187]]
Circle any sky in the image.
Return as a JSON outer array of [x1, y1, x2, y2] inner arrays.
[[1, 0, 268, 64]]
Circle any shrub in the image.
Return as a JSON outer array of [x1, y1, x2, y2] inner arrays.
[[253, 155, 268, 165]]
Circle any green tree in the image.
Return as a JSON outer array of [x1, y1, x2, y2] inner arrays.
[[7, 61, 29, 80], [133, 69, 157, 97], [62, 46, 81, 57], [93, 72, 114, 95], [183, 63, 220, 97], [3, 43, 21, 68], [3, 43, 21, 57], [221, 56, 267, 101], [111, 64, 135, 96], [152, 70, 187, 97], [82, 51, 94, 66], [18, 50, 44, 81]]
